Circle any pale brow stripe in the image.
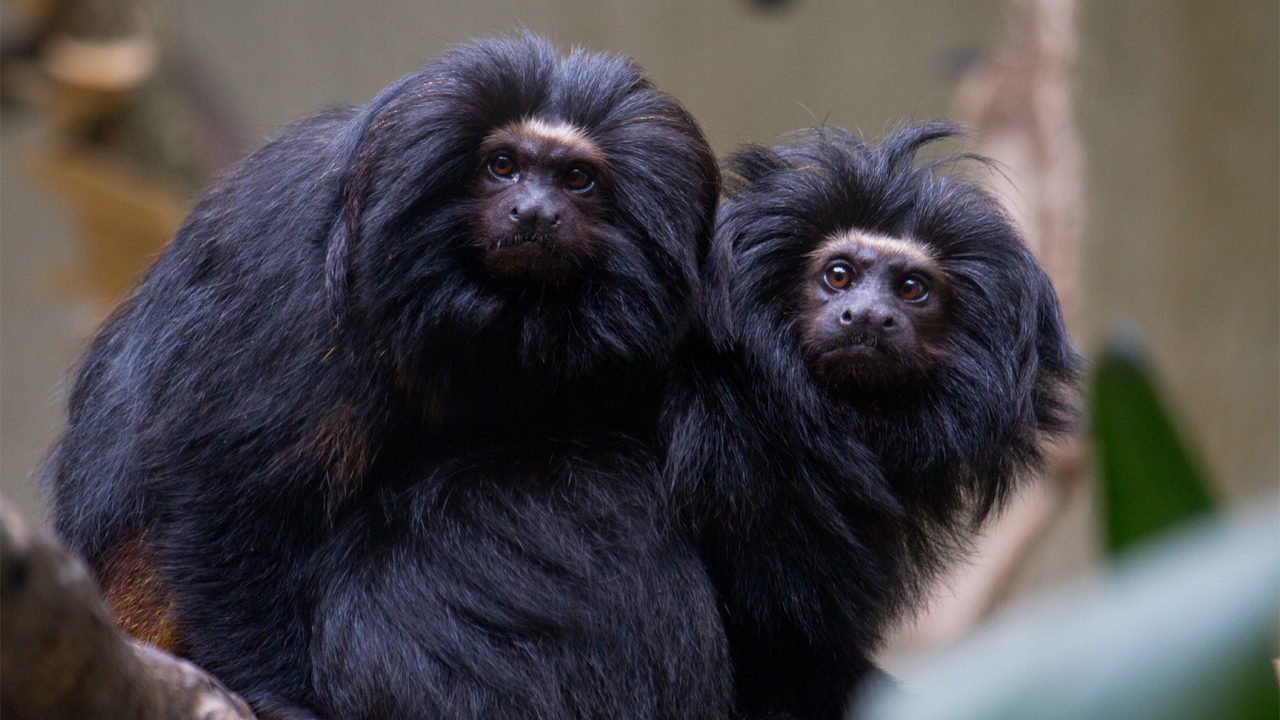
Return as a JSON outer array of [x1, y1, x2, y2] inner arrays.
[[822, 229, 938, 266], [511, 117, 591, 147]]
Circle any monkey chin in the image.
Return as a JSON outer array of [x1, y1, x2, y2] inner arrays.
[[482, 235, 583, 286], [809, 343, 917, 392]]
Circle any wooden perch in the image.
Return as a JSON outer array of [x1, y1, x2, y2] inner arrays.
[[951, 0, 1090, 615], [0, 501, 256, 720], [882, 0, 1090, 658]]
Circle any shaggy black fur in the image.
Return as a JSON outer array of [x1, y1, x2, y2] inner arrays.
[[310, 438, 731, 720], [664, 122, 1081, 720], [44, 35, 724, 718]]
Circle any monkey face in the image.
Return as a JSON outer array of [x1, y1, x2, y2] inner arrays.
[[332, 36, 718, 380], [800, 231, 948, 387], [473, 120, 612, 285]]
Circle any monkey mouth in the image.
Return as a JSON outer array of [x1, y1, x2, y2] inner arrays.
[[491, 231, 558, 250], [809, 334, 901, 380], [482, 234, 577, 284], [843, 334, 881, 350], [804, 328, 891, 365], [812, 345, 909, 389], [817, 334, 885, 359]]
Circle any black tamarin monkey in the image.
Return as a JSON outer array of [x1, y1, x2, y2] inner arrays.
[[44, 35, 728, 719], [664, 122, 1081, 720]]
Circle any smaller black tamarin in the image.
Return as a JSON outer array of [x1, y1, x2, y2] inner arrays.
[[664, 122, 1081, 720]]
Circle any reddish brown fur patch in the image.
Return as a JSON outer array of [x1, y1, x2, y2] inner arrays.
[[99, 534, 186, 655], [295, 403, 373, 513]]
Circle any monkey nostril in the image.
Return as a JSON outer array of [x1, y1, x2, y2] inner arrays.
[[840, 309, 854, 324], [509, 207, 520, 220], [882, 316, 895, 329]]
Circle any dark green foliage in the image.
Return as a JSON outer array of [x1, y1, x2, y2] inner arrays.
[[1090, 339, 1215, 553], [1226, 620, 1280, 720]]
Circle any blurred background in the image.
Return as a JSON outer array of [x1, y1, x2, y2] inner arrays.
[[1, 0, 1276, 693]]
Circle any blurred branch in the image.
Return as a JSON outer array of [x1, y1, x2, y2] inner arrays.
[[954, 0, 1085, 332], [886, 0, 1089, 655], [0, 500, 256, 720]]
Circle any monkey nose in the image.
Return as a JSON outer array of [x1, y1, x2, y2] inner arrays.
[[839, 307, 897, 333], [509, 204, 560, 234]]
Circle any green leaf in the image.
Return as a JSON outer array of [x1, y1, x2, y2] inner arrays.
[[853, 509, 1279, 720], [1089, 338, 1215, 554]]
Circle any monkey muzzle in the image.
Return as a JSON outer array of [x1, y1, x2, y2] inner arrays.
[[483, 233, 579, 285], [822, 303, 898, 354], [479, 185, 592, 285], [806, 301, 914, 384]]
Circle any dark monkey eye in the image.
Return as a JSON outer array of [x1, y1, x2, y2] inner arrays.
[[898, 276, 929, 301], [824, 263, 852, 290], [563, 164, 594, 192], [489, 154, 518, 179]]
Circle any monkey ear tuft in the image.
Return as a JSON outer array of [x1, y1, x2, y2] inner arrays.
[[877, 120, 967, 176], [322, 73, 424, 312], [698, 207, 748, 353], [721, 144, 786, 198], [324, 194, 356, 312]]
